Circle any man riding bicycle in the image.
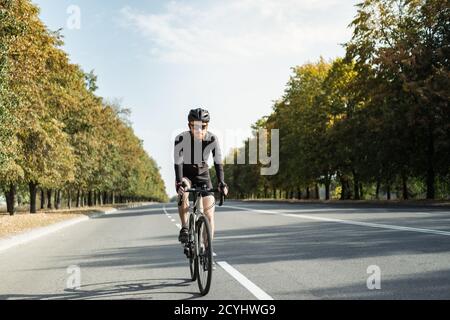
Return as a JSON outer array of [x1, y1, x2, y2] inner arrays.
[[174, 108, 229, 245]]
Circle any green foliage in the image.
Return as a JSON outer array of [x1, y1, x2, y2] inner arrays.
[[0, 0, 168, 206], [223, 0, 449, 200]]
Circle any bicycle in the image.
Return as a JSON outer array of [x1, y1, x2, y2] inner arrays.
[[178, 185, 225, 296]]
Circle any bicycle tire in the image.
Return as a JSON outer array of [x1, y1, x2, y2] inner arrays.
[[188, 214, 197, 281], [196, 216, 213, 296]]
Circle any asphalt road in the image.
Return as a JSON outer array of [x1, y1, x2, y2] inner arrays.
[[0, 201, 449, 300]]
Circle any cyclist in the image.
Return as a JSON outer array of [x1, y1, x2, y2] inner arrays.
[[174, 108, 228, 245]]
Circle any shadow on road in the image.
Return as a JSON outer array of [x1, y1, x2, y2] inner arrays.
[[282, 268, 450, 300], [1, 278, 200, 300], [213, 220, 450, 263], [4, 202, 449, 299]]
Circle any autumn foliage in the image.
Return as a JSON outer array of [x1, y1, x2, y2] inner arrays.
[[0, 0, 168, 215]]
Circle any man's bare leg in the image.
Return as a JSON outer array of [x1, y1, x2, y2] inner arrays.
[[203, 195, 215, 240], [178, 178, 191, 229]]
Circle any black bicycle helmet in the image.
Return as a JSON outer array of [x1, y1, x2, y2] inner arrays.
[[188, 108, 210, 123]]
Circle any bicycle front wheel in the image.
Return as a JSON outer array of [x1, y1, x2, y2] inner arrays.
[[196, 216, 213, 296], [189, 214, 197, 281]]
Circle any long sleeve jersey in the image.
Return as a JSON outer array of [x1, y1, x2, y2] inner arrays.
[[173, 131, 225, 184]]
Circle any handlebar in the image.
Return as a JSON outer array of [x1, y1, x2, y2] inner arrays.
[[178, 188, 225, 207]]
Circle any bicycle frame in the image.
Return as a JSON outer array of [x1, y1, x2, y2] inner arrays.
[[185, 187, 223, 254], [179, 186, 224, 295]]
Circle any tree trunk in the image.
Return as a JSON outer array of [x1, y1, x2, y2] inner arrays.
[[315, 184, 320, 200], [112, 191, 115, 204], [325, 181, 330, 200], [297, 188, 302, 200], [88, 190, 93, 207], [386, 184, 391, 200], [47, 189, 53, 209], [55, 190, 61, 210], [353, 170, 360, 200], [29, 182, 38, 214], [375, 179, 381, 200], [306, 187, 310, 199], [76, 189, 80, 208], [340, 178, 345, 200], [67, 190, 72, 209], [426, 127, 435, 199], [5, 183, 16, 215], [40, 188, 45, 209], [402, 173, 408, 200], [17, 194, 22, 207]]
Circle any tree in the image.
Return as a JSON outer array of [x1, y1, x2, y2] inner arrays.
[[0, 0, 168, 214], [346, 0, 450, 199]]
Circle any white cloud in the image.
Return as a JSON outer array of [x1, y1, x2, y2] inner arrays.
[[120, 0, 351, 64]]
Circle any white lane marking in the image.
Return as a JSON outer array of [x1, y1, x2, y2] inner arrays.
[[217, 261, 273, 300], [163, 206, 171, 215], [163, 206, 181, 230], [263, 208, 431, 215], [164, 207, 178, 212], [224, 205, 450, 237], [164, 205, 272, 299]]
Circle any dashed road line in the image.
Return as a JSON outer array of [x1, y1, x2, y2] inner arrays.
[[163, 206, 180, 230], [163, 205, 273, 300]]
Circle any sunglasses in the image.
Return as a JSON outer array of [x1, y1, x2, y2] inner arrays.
[[189, 123, 208, 130]]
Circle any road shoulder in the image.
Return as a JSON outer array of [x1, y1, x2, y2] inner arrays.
[[0, 202, 152, 253]]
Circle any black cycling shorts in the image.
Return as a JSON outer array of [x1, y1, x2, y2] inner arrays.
[[183, 164, 213, 197]]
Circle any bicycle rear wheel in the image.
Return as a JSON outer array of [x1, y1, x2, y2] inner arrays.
[[196, 216, 213, 296]]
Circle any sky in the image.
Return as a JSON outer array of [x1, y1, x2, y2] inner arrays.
[[32, 0, 359, 197]]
